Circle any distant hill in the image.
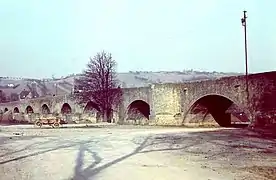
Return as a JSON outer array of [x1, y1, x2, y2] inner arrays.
[[0, 70, 242, 102]]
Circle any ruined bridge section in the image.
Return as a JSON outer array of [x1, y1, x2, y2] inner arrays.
[[0, 71, 276, 126]]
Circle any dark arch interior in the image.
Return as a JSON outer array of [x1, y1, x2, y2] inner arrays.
[[61, 103, 72, 114], [4, 108, 8, 112], [83, 101, 100, 113], [189, 95, 249, 127], [26, 106, 34, 114], [41, 104, 50, 114], [127, 100, 150, 120], [13, 107, 19, 113]]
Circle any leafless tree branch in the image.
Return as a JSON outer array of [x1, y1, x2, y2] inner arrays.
[[74, 51, 122, 122]]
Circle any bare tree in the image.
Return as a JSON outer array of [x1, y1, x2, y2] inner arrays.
[[74, 51, 123, 122]]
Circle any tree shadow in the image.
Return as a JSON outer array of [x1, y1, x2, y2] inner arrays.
[[72, 144, 102, 180], [69, 128, 276, 180], [69, 136, 151, 180], [0, 137, 97, 165], [1, 128, 275, 179], [0, 136, 53, 158]]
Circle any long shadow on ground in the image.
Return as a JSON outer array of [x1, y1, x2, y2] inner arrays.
[[70, 128, 276, 180], [1, 127, 275, 179]]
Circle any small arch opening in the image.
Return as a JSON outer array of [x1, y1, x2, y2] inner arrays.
[[26, 106, 34, 114], [13, 107, 19, 113], [4, 108, 8, 113], [41, 104, 50, 114], [61, 103, 72, 114]]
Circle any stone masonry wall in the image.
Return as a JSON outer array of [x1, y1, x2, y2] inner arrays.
[[247, 72, 276, 126], [1, 71, 276, 127], [151, 84, 182, 125]]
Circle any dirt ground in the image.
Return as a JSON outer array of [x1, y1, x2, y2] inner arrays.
[[0, 125, 275, 180]]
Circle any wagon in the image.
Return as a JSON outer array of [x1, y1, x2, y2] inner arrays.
[[35, 117, 61, 128]]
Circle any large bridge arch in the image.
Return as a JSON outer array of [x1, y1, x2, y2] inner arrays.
[[126, 100, 150, 120], [184, 94, 249, 127]]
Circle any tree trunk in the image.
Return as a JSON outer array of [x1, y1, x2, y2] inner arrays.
[[108, 108, 113, 123], [103, 110, 108, 122]]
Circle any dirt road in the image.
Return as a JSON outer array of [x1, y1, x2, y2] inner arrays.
[[0, 125, 275, 180]]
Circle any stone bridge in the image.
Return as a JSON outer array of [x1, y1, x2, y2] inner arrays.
[[0, 71, 276, 127]]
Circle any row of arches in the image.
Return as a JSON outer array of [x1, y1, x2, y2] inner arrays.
[[5, 103, 72, 115], [1, 94, 249, 126], [10, 106, 35, 114], [5, 100, 151, 119], [7, 102, 99, 115]]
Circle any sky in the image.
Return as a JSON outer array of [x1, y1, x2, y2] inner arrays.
[[0, 0, 275, 78]]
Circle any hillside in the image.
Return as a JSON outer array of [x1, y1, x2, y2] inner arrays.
[[0, 70, 242, 102]]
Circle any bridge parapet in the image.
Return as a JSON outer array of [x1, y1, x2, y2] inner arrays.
[[0, 71, 276, 127]]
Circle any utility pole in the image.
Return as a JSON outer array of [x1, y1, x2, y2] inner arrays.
[[241, 11, 249, 105]]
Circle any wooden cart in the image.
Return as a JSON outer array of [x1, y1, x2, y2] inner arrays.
[[35, 117, 61, 128]]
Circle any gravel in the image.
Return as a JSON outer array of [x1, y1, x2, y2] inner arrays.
[[0, 125, 275, 180]]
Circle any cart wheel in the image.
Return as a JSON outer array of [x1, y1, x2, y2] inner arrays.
[[35, 121, 42, 127], [53, 122, 60, 128]]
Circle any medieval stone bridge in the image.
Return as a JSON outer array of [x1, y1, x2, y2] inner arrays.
[[0, 71, 276, 127]]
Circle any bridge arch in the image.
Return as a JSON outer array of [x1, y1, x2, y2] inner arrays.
[[41, 104, 50, 114], [83, 101, 101, 121], [4, 108, 8, 113], [26, 106, 34, 114], [126, 100, 150, 120], [83, 101, 100, 114], [185, 94, 249, 127], [61, 103, 72, 114], [13, 107, 19, 113]]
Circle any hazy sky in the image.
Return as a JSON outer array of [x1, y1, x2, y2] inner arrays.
[[0, 0, 275, 78]]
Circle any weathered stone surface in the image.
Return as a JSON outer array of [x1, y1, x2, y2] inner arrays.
[[0, 71, 276, 127]]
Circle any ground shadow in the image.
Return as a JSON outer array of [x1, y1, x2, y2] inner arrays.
[[0, 136, 98, 165], [1, 127, 275, 180], [70, 136, 151, 179], [69, 128, 276, 180]]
